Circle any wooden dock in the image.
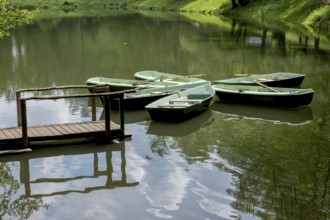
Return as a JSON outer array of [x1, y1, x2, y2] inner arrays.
[[0, 120, 130, 145], [0, 85, 133, 151]]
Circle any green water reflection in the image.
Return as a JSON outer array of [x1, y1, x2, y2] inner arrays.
[[175, 112, 329, 219], [0, 141, 140, 219], [0, 11, 329, 219]]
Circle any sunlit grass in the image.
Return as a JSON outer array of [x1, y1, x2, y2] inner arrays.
[[7, 0, 330, 28]]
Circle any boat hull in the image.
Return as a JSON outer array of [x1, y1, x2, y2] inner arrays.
[[214, 86, 314, 108], [147, 97, 213, 122], [107, 82, 210, 111], [86, 77, 183, 92], [257, 76, 304, 87], [134, 70, 180, 80], [213, 72, 305, 88], [134, 70, 208, 84]]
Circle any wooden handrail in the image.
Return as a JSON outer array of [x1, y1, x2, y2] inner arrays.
[[18, 88, 136, 101], [16, 85, 103, 93], [18, 85, 129, 147], [19, 91, 126, 101], [16, 84, 113, 126]]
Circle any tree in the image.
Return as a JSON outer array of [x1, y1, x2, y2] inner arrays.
[[0, 0, 38, 39]]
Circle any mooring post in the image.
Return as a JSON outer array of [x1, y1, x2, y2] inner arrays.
[[119, 93, 125, 139], [90, 85, 110, 122], [91, 87, 97, 122], [16, 91, 22, 126], [104, 95, 111, 139], [20, 99, 29, 148]]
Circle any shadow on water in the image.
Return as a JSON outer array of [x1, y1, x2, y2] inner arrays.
[[106, 109, 151, 124], [99, 106, 214, 137], [147, 109, 214, 137], [211, 102, 314, 125], [0, 141, 137, 219]]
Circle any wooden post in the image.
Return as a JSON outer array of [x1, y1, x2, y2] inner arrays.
[[119, 93, 125, 139], [91, 88, 97, 122], [90, 85, 110, 121], [16, 91, 22, 126], [21, 99, 29, 148], [104, 95, 111, 140]]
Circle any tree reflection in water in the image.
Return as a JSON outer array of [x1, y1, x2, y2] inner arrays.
[[150, 136, 171, 157], [177, 112, 330, 219], [0, 159, 48, 219], [0, 141, 137, 218]]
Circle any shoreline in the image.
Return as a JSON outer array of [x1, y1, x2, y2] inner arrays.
[[11, 0, 330, 31]]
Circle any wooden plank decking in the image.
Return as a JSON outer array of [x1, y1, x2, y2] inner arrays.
[[0, 120, 131, 147], [0, 85, 133, 151]]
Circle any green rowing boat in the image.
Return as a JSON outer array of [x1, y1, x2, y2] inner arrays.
[[145, 84, 215, 122], [86, 76, 186, 92], [213, 84, 314, 107], [213, 72, 305, 88], [133, 70, 207, 83], [110, 81, 209, 111]]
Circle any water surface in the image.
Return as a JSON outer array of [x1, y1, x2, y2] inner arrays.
[[0, 11, 329, 219]]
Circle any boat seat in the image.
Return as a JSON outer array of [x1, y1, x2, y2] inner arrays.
[[257, 78, 273, 82], [169, 99, 202, 103], [158, 103, 190, 108], [187, 94, 210, 99], [238, 80, 253, 83]]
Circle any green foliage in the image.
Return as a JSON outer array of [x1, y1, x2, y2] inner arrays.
[[7, 0, 330, 29], [304, 5, 330, 29], [226, 0, 330, 29], [0, 0, 38, 39]]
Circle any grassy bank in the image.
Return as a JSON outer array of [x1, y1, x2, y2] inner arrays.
[[227, 0, 330, 30], [9, 0, 330, 30]]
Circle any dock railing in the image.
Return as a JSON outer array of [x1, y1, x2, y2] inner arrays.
[[15, 85, 130, 147]]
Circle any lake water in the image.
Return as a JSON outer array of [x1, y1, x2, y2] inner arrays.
[[0, 10, 329, 220]]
